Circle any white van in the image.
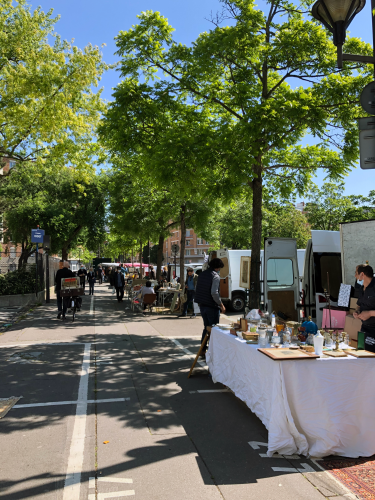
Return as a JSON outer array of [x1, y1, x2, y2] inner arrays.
[[302, 230, 341, 327], [208, 243, 305, 313]]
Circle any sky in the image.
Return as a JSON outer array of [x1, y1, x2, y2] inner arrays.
[[33, 0, 375, 197]]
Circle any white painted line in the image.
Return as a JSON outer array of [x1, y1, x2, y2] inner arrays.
[[90, 295, 94, 315], [272, 464, 315, 474], [197, 389, 230, 393], [88, 492, 135, 499], [169, 338, 207, 369], [249, 441, 268, 450], [62, 343, 91, 500], [98, 478, 133, 484], [0, 341, 113, 348], [272, 467, 297, 473], [259, 453, 301, 459], [14, 398, 130, 408], [89, 477, 95, 489]]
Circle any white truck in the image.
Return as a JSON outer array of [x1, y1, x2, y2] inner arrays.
[[208, 245, 306, 313]]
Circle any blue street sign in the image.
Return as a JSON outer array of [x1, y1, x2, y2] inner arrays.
[[31, 229, 45, 243]]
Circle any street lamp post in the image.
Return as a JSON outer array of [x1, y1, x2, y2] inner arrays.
[[311, 0, 373, 73]]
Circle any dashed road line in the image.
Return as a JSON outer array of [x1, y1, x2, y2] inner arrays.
[[169, 338, 207, 369], [189, 389, 230, 394], [89, 477, 133, 488], [14, 398, 130, 409], [62, 343, 91, 500], [272, 464, 315, 473], [90, 295, 94, 315], [88, 492, 135, 499]]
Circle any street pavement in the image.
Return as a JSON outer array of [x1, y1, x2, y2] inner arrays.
[[0, 284, 353, 500]]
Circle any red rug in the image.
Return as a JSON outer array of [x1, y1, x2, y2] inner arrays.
[[318, 457, 375, 500]]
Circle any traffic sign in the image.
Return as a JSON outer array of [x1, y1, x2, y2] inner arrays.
[[360, 82, 375, 115], [31, 228, 45, 243], [171, 243, 179, 254], [359, 130, 375, 169]]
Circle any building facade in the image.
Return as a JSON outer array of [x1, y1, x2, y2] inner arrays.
[[163, 228, 212, 265]]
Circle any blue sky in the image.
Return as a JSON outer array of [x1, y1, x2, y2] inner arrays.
[[35, 0, 375, 197]]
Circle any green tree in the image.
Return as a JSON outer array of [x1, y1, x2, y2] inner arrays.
[[0, 0, 106, 170], [0, 164, 107, 265], [142, 243, 162, 265], [305, 182, 375, 231], [113, 0, 372, 306]]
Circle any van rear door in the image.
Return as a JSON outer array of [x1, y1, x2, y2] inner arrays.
[[264, 238, 299, 321]]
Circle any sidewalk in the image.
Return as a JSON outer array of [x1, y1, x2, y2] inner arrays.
[[0, 284, 354, 500]]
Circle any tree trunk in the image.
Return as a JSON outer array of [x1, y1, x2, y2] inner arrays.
[[62, 248, 68, 261], [249, 166, 263, 309], [179, 205, 186, 292], [156, 234, 164, 280], [139, 239, 143, 278]]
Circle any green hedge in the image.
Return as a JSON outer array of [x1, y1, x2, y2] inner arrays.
[[0, 267, 40, 296]]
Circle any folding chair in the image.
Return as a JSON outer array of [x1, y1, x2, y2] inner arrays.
[[143, 293, 157, 313]]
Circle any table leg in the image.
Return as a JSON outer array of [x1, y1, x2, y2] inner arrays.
[[188, 333, 209, 378]]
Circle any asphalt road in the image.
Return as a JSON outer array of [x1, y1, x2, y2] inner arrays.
[[0, 285, 352, 500]]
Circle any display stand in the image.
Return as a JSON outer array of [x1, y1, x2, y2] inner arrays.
[[187, 326, 211, 378]]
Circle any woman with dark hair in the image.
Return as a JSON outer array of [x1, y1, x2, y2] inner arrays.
[[149, 265, 156, 280]]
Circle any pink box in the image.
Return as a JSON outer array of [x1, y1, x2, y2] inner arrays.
[[322, 309, 348, 329]]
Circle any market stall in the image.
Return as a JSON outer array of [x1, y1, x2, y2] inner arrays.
[[206, 326, 375, 458]]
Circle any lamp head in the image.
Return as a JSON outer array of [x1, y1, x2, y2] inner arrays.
[[312, 0, 365, 44]]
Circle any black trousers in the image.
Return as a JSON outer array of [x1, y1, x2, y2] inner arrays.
[[57, 295, 69, 316], [116, 286, 124, 301], [89, 282, 94, 295]]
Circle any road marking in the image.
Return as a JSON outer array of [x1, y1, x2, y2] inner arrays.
[[14, 398, 130, 409], [0, 341, 113, 348], [89, 477, 133, 488], [189, 389, 230, 393], [272, 464, 315, 473], [88, 492, 135, 499], [62, 343, 91, 500], [169, 338, 207, 369], [249, 441, 268, 450], [90, 295, 94, 315], [259, 453, 301, 459]]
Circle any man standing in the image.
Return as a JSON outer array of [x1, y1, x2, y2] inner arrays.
[[77, 265, 87, 294], [96, 265, 103, 284], [353, 264, 375, 352], [194, 258, 226, 357], [179, 267, 198, 318], [115, 267, 125, 302], [87, 267, 96, 295], [55, 261, 74, 320]]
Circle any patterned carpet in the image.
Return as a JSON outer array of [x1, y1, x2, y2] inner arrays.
[[318, 457, 375, 500]]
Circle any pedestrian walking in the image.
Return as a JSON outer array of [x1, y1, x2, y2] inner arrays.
[[194, 258, 225, 358], [87, 267, 96, 295], [179, 267, 198, 318], [55, 261, 74, 320], [77, 265, 87, 294], [149, 265, 156, 280], [109, 266, 116, 294], [114, 267, 125, 302], [96, 265, 103, 284]]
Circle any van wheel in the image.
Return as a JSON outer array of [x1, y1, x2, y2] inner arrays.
[[231, 295, 245, 312]]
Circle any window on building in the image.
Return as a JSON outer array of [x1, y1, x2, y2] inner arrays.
[[197, 238, 204, 245], [186, 229, 190, 237], [9, 161, 16, 169], [185, 249, 190, 256], [186, 240, 190, 246]]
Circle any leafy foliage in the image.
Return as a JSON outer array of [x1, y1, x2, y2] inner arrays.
[[0, 267, 37, 295]]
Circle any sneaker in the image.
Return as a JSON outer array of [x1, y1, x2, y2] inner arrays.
[[190, 314, 196, 318], [62, 316, 66, 321], [57, 313, 61, 319]]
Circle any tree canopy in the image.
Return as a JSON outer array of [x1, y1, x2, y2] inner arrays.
[[107, 0, 372, 305]]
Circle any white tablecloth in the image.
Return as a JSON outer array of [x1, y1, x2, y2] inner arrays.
[[206, 327, 375, 458]]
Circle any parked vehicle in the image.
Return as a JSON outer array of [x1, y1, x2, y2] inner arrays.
[[301, 230, 341, 327], [208, 246, 306, 313]]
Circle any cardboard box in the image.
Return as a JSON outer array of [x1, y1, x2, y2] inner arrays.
[[322, 309, 348, 329], [344, 314, 362, 343], [349, 297, 358, 314]]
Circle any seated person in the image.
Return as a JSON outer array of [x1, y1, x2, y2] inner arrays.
[[140, 281, 156, 309]]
